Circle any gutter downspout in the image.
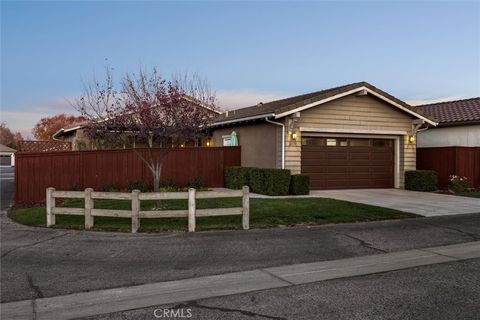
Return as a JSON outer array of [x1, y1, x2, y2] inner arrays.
[[265, 117, 285, 169]]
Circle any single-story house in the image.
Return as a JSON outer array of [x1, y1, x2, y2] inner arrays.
[[416, 98, 480, 147], [53, 98, 221, 150], [0, 144, 16, 166], [416, 97, 480, 188], [209, 82, 437, 190]]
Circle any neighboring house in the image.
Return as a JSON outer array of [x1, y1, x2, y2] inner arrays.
[[416, 98, 480, 147], [209, 82, 437, 190], [52, 122, 89, 150], [416, 98, 480, 188], [0, 144, 16, 166], [53, 99, 221, 150]]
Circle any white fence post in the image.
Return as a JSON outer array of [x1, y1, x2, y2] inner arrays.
[[188, 188, 196, 232], [46, 187, 55, 227], [84, 188, 94, 229], [131, 189, 140, 233], [242, 186, 250, 230]]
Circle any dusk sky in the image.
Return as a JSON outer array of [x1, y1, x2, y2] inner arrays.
[[1, 1, 479, 137]]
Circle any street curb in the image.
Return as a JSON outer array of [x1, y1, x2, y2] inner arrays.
[[2, 241, 479, 320]]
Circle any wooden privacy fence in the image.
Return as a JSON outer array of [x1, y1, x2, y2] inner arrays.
[[417, 147, 480, 188], [15, 147, 241, 205], [46, 186, 250, 233]]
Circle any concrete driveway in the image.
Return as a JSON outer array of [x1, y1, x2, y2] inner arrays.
[[312, 189, 480, 217]]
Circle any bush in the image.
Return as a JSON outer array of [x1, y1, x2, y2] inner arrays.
[[160, 179, 177, 189], [186, 177, 205, 190], [449, 175, 469, 193], [249, 168, 291, 196], [224, 167, 254, 189], [128, 180, 151, 192], [290, 175, 310, 195], [405, 170, 438, 191], [101, 183, 118, 192]]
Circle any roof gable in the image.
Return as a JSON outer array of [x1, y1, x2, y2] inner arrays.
[[214, 82, 437, 126]]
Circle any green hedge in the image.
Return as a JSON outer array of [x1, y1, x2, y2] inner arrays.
[[248, 168, 291, 196], [289, 175, 310, 195], [224, 167, 254, 189], [405, 170, 438, 191]]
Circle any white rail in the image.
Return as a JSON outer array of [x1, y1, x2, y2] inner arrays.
[[46, 187, 249, 233]]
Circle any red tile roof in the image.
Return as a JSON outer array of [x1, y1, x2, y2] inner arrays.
[[415, 97, 480, 127]]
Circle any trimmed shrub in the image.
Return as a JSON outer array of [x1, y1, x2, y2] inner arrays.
[[249, 168, 291, 196], [224, 167, 254, 189], [290, 175, 310, 195], [405, 170, 438, 191]]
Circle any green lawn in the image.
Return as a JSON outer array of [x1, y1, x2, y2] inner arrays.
[[457, 191, 480, 198], [9, 197, 418, 233]]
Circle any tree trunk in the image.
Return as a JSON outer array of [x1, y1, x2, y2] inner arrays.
[[153, 164, 162, 209]]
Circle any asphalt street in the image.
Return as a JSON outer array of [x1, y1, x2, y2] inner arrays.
[[84, 258, 480, 320]]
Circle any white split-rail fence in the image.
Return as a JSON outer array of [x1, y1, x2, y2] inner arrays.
[[46, 186, 250, 233]]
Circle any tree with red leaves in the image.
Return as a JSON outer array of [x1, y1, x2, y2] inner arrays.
[[74, 67, 217, 198], [32, 114, 86, 140], [0, 123, 23, 149]]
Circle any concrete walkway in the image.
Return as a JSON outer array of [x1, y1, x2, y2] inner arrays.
[[228, 187, 480, 217], [310, 189, 480, 216], [2, 241, 479, 320]]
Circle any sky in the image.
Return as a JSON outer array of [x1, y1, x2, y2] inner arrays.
[[1, 1, 479, 138]]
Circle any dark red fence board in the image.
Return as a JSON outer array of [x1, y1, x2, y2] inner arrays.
[[15, 147, 241, 205], [417, 147, 480, 188]]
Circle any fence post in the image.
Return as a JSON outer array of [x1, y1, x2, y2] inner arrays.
[[84, 188, 94, 229], [242, 186, 250, 230], [131, 189, 140, 233], [46, 187, 55, 227], [188, 188, 196, 232]]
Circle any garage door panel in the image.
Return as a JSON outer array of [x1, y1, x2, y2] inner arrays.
[[301, 137, 394, 189]]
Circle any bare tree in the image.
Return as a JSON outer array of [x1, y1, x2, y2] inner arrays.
[[73, 67, 217, 201]]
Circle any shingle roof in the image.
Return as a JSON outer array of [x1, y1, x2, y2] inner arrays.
[[0, 144, 16, 152], [415, 97, 480, 127], [214, 81, 429, 124]]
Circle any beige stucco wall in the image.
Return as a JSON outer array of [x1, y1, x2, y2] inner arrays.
[[211, 122, 278, 168], [283, 94, 417, 188]]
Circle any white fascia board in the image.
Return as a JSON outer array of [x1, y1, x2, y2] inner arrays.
[[209, 113, 275, 127], [300, 127, 408, 136], [275, 86, 438, 126]]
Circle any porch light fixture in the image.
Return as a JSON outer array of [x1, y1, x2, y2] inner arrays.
[[408, 134, 416, 144], [291, 131, 298, 141]]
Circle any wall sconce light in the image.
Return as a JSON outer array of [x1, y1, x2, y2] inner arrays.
[[291, 131, 298, 141], [408, 134, 416, 144], [206, 140, 211, 147]]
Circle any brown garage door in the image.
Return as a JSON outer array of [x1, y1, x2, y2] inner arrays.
[[301, 137, 394, 189]]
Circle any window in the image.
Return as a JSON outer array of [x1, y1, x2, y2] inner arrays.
[[301, 138, 326, 146], [222, 135, 232, 146], [326, 138, 347, 147], [326, 139, 337, 146], [372, 139, 393, 147], [350, 139, 370, 147]]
